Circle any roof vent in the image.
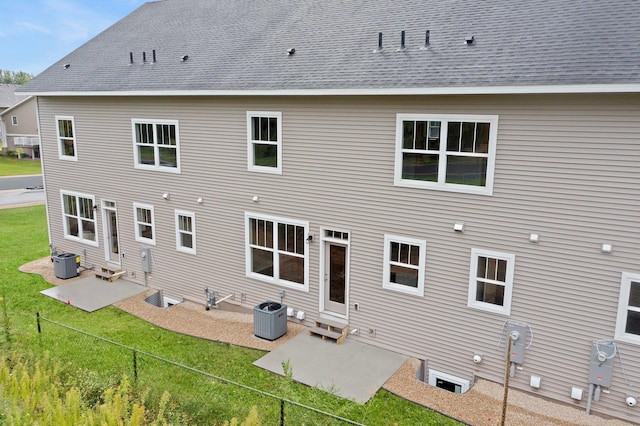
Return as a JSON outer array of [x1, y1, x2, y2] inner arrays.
[[287, 48, 295, 56], [465, 35, 475, 45], [142, 51, 147, 63], [152, 49, 156, 63], [129, 52, 134, 65], [180, 55, 189, 62], [396, 30, 407, 52], [373, 32, 383, 53], [63, 63, 70, 69]]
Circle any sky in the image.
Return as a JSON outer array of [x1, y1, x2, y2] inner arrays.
[[0, 0, 146, 76]]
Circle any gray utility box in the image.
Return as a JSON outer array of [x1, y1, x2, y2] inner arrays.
[[53, 253, 79, 279], [254, 301, 287, 340]]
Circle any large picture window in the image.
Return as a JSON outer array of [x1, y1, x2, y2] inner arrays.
[[132, 119, 180, 172], [245, 213, 308, 291], [56, 116, 77, 160], [382, 235, 426, 296], [467, 249, 515, 315], [615, 273, 640, 344], [133, 203, 155, 245], [247, 112, 282, 174], [61, 190, 97, 245], [395, 114, 498, 195]]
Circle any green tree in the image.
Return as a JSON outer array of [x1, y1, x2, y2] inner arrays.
[[0, 69, 33, 84]]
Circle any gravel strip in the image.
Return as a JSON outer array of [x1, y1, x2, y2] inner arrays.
[[21, 257, 632, 426]]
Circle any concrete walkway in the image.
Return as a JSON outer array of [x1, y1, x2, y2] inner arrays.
[[254, 332, 407, 403]]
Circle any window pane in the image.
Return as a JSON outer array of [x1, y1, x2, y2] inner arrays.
[[399, 243, 409, 264], [628, 282, 640, 307], [138, 146, 155, 165], [63, 139, 75, 156], [279, 254, 304, 284], [445, 156, 487, 186], [487, 258, 497, 280], [447, 122, 461, 151], [158, 147, 177, 168], [461, 122, 475, 152], [252, 248, 274, 277], [66, 217, 79, 237], [63, 195, 77, 215], [81, 219, 95, 241], [252, 116, 260, 140], [497, 259, 507, 282], [140, 224, 153, 240], [269, 117, 278, 142], [137, 208, 150, 223], [477, 256, 487, 279], [278, 223, 286, 251], [428, 121, 440, 150], [136, 123, 153, 144], [476, 281, 505, 306], [415, 121, 427, 150], [179, 215, 192, 232], [260, 117, 269, 141], [390, 242, 399, 262], [181, 233, 193, 249], [59, 120, 73, 138], [476, 123, 490, 153], [625, 310, 640, 335], [254, 143, 277, 167], [409, 245, 420, 266], [402, 153, 439, 181], [402, 121, 414, 149], [390, 264, 419, 288], [295, 225, 304, 255]]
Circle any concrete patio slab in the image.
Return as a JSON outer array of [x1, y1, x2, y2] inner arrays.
[[253, 332, 407, 403], [40, 276, 147, 312]]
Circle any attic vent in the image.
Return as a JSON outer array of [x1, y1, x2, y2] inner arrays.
[[287, 48, 295, 56], [373, 32, 383, 53], [465, 35, 475, 45], [63, 64, 70, 69], [180, 55, 189, 62]]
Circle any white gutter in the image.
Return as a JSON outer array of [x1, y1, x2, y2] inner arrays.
[[17, 83, 640, 97]]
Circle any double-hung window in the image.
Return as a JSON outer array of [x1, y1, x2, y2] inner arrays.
[[175, 210, 196, 254], [56, 116, 77, 160], [247, 112, 282, 174], [246, 213, 308, 291], [395, 114, 498, 195], [61, 190, 97, 245], [382, 235, 426, 296], [468, 249, 515, 315], [615, 273, 640, 344], [133, 203, 155, 245], [133, 119, 180, 172]]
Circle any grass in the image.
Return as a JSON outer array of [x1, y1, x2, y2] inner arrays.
[[0, 205, 461, 425], [0, 156, 42, 176]]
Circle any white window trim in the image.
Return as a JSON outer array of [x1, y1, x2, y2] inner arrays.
[[175, 210, 196, 255], [132, 118, 181, 173], [394, 113, 498, 196], [55, 115, 77, 161], [467, 248, 515, 315], [133, 202, 156, 245], [60, 190, 98, 246], [11, 116, 18, 126], [428, 369, 470, 394], [615, 272, 640, 344], [246, 111, 282, 174], [245, 212, 309, 292], [382, 234, 426, 296]]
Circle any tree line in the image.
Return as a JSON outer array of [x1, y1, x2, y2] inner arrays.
[[0, 69, 33, 84]]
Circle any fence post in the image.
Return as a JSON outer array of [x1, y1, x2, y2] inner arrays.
[[36, 312, 41, 334], [133, 350, 138, 383], [280, 399, 285, 426]]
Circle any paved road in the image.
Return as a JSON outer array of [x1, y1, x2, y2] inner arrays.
[[0, 175, 43, 190], [0, 175, 45, 208]]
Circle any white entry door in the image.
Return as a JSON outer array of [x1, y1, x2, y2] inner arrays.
[[101, 200, 120, 264], [321, 229, 350, 318]]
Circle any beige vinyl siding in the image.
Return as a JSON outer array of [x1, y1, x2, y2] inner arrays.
[[37, 93, 640, 422]]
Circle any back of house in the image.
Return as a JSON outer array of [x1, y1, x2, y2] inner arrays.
[[19, 0, 640, 422]]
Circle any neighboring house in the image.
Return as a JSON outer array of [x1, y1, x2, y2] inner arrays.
[[0, 95, 40, 158], [18, 0, 640, 422]]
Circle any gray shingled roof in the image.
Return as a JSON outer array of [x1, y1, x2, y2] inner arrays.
[[19, 0, 640, 94], [0, 85, 28, 108]]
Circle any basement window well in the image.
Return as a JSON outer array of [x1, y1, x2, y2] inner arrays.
[[428, 370, 470, 394]]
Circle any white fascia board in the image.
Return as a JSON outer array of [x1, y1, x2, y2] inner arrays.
[[18, 83, 640, 97]]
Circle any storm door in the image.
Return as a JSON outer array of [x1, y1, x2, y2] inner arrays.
[[102, 200, 120, 264], [321, 229, 350, 318]]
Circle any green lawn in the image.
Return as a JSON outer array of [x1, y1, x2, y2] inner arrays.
[[0, 156, 42, 176], [0, 205, 461, 425]]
